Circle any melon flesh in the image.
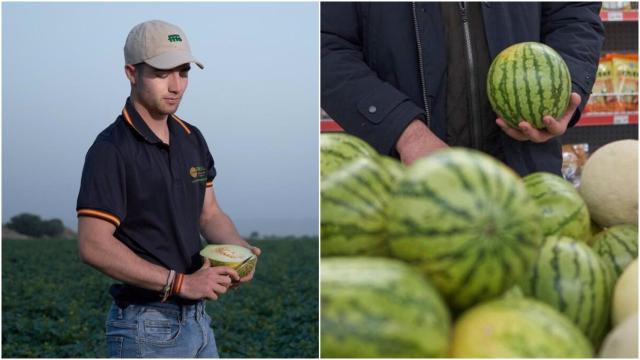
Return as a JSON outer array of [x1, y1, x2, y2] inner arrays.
[[579, 140, 638, 227], [200, 244, 257, 277], [612, 259, 638, 326]]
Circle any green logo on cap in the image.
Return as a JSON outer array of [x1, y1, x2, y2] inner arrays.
[[168, 34, 182, 42]]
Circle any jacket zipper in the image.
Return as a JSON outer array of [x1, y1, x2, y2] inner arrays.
[[412, 2, 432, 127], [459, 2, 482, 150]]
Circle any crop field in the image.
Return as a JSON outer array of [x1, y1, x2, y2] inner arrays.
[[2, 236, 318, 358]]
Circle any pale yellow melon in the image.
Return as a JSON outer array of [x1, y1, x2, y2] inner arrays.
[[599, 314, 638, 358], [612, 259, 638, 326], [579, 140, 638, 227]]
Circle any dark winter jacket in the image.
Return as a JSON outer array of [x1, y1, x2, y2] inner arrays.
[[321, 2, 604, 176]]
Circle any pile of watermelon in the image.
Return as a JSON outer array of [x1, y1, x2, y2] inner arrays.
[[321, 131, 638, 358]]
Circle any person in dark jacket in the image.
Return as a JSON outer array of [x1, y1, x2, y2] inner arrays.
[[321, 2, 604, 176]]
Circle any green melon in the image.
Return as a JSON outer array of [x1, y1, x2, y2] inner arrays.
[[523, 172, 591, 240], [591, 224, 638, 279], [522, 236, 614, 347], [378, 155, 405, 183], [321, 157, 394, 256], [387, 148, 544, 310], [321, 133, 378, 178], [450, 297, 593, 358], [321, 257, 450, 357], [199, 244, 257, 278], [487, 42, 571, 129]]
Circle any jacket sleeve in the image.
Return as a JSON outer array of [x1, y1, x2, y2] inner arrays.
[[541, 2, 605, 127], [321, 2, 426, 155]]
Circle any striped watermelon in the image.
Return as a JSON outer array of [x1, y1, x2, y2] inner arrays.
[[387, 148, 544, 310], [321, 133, 378, 178], [488, 42, 571, 129], [450, 297, 593, 358], [378, 155, 405, 183], [522, 236, 614, 347], [321, 257, 451, 357], [321, 157, 394, 256], [591, 224, 638, 279], [523, 172, 591, 240]]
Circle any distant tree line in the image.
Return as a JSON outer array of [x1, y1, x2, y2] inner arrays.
[[5, 213, 65, 238], [248, 231, 317, 242]]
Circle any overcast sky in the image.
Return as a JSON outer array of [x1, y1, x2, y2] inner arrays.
[[2, 2, 319, 236]]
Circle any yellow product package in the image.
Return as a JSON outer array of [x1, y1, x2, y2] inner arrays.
[[611, 54, 638, 112], [587, 56, 615, 113]]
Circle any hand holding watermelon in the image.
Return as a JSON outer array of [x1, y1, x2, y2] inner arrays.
[[496, 92, 581, 143], [395, 119, 448, 165]]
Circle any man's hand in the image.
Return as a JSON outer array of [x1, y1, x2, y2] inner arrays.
[[180, 259, 240, 301], [396, 119, 448, 165], [496, 93, 581, 143]]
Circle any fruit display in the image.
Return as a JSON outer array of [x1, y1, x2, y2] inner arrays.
[[199, 244, 257, 278], [520, 236, 614, 346], [523, 172, 591, 239], [321, 157, 395, 256], [487, 42, 571, 129], [579, 139, 638, 227], [320, 133, 637, 357], [591, 224, 638, 279], [321, 257, 450, 357], [320, 132, 378, 178], [450, 298, 593, 358], [612, 259, 638, 327], [387, 148, 543, 311], [599, 314, 638, 358]]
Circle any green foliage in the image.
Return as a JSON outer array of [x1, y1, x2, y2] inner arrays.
[[2, 237, 318, 358], [5, 213, 65, 238], [208, 237, 318, 358]]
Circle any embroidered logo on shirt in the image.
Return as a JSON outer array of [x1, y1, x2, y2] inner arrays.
[[168, 34, 182, 43], [189, 166, 207, 183]]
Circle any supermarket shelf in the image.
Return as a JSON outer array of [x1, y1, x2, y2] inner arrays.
[[600, 10, 638, 22], [321, 113, 639, 132], [576, 112, 638, 126]]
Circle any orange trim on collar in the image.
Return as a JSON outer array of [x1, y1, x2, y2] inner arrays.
[[172, 114, 192, 135], [77, 209, 121, 227], [122, 107, 140, 134]]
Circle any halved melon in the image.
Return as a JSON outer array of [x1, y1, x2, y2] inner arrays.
[[200, 244, 257, 278]]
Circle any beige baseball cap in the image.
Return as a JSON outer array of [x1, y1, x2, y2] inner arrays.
[[124, 20, 204, 70]]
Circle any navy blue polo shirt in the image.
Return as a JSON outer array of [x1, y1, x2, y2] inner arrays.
[[77, 98, 215, 304]]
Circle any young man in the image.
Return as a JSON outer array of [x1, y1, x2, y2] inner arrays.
[[321, 2, 604, 175], [76, 20, 261, 358]]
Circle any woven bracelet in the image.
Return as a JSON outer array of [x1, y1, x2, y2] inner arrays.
[[160, 270, 176, 302]]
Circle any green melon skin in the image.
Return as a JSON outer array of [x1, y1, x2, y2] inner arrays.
[[321, 257, 451, 358], [487, 42, 571, 129], [321, 157, 394, 257], [387, 148, 544, 311], [591, 224, 638, 280], [450, 298, 593, 358], [522, 236, 614, 347], [321, 133, 378, 178], [523, 172, 591, 240], [378, 155, 405, 183]]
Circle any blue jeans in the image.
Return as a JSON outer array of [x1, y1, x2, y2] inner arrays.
[[105, 300, 218, 358]]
